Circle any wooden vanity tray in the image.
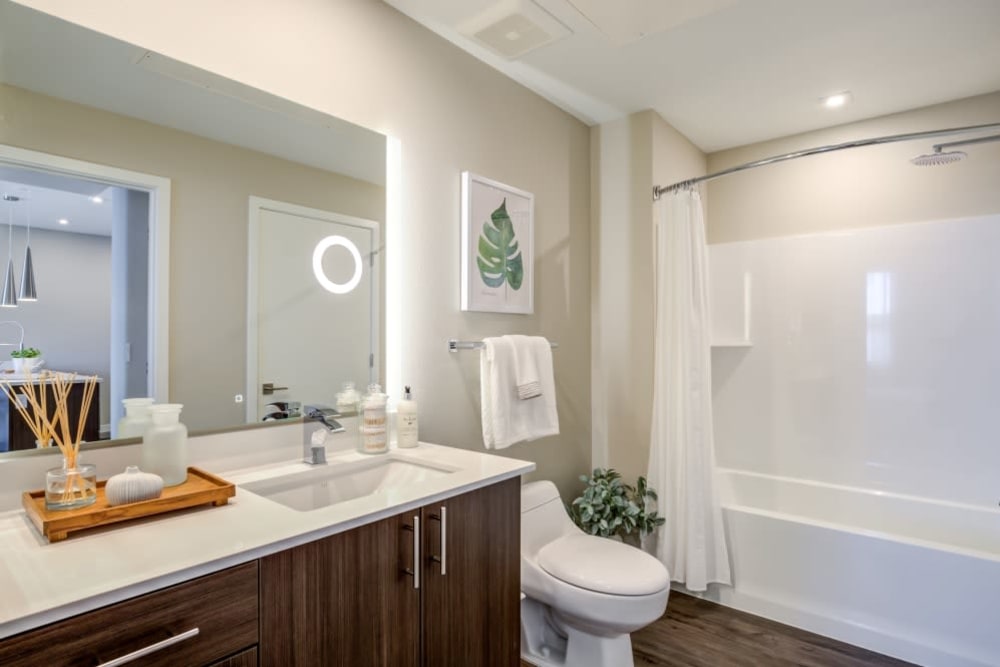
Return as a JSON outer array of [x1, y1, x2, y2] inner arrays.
[[22, 467, 235, 543]]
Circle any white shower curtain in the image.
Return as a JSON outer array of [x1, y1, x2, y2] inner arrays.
[[647, 189, 731, 592]]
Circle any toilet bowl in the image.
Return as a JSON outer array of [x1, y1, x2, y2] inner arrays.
[[520, 480, 670, 667]]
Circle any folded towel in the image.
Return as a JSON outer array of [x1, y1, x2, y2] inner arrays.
[[480, 336, 559, 450], [509, 334, 547, 400]]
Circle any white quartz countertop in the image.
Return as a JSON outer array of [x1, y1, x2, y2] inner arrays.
[[0, 439, 533, 639]]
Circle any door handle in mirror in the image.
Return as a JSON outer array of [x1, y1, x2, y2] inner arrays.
[[262, 382, 289, 395]]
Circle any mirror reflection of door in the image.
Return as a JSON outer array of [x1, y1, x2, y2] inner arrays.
[[248, 198, 378, 422]]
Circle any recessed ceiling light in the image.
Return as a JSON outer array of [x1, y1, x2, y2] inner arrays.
[[58, 218, 69, 225], [90, 196, 104, 204], [821, 91, 852, 109], [505, 30, 521, 41]]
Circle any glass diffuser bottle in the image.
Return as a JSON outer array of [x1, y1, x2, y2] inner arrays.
[[45, 457, 97, 510]]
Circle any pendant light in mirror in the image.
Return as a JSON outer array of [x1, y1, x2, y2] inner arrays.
[[1, 195, 18, 309], [19, 197, 37, 302]]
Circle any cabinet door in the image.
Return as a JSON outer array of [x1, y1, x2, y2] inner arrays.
[[422, 477, 520, 666], [259, 511, 419, 667]]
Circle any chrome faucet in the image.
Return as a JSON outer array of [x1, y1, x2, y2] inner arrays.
[[303, 405, 344, 465]]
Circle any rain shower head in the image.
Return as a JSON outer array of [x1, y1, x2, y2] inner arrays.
[[910, 149, 966, 166], [911, 132, 1000, 166]]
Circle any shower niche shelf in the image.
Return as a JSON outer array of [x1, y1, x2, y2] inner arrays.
[[711, 338, 753, 348], [710, 269, 752, 348]]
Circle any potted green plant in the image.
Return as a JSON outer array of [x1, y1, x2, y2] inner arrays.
[[10, 347, 43, 374], [568, 468, 665, 547]]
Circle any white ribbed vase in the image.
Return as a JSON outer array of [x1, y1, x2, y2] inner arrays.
[[105, 466, 164, 506]]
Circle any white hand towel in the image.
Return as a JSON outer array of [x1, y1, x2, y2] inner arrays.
[[508, 334, 545, 400], [480, 336, 559, 450]]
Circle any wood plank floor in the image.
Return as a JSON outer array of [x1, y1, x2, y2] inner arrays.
[[522, 593, 916, 667]]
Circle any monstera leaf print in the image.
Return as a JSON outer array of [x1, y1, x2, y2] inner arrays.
[[476, 198, 523, 291]]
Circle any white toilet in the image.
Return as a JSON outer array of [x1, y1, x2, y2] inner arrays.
[[520, 480, 671, 667]]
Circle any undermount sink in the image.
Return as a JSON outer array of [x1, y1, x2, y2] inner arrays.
[[240, 456, 454, 512]]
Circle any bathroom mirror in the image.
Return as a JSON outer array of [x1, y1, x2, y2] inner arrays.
[[0, 1, 386, 455]]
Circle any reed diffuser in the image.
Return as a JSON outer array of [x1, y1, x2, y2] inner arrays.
[[0, 371, 100, 510]]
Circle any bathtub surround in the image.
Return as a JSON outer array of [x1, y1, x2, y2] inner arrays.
[[648, 190, 730, 592], [698, 96, 1000, 664], [711, 215, 1000, 508], [13, 0, 592, 497]]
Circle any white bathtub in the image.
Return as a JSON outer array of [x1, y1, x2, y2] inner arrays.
[[686, 469, 1000, 667]]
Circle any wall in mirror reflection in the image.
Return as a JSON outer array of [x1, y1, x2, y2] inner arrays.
[[0, 81, 385, 442]]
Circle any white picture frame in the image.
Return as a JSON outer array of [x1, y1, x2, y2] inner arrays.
[[460, 171, 534, 314]]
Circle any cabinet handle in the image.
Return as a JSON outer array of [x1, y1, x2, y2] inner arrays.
[[96, 627, 200, 667], [402, 515, 420, 589], [412, 515, 420, 589], [429, 506, 447, 576]]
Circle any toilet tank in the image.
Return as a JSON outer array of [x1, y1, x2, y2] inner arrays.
[[521, 480, 578, 557]]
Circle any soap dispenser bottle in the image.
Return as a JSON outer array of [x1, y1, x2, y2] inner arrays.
[[358, 383, 388, 455], [397, 386, 418, 448], [141, 404, 188, 486]]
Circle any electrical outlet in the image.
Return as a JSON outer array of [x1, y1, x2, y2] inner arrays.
[[234, 394, 244, 404]]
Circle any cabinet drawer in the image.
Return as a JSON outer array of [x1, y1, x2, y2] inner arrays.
[[0, 561, 258, 667]]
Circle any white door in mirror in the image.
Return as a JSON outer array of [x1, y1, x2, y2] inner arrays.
[[251, 200, 379, 423]]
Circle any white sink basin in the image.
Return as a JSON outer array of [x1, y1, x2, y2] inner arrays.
[[240, 456, 454, 512]]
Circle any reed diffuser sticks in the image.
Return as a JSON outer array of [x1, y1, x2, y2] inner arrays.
[[1, 371, 100, 504]]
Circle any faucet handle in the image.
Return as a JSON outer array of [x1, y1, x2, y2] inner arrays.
[[305, 404, 342, 419]]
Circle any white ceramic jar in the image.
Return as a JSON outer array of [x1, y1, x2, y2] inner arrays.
[[140, 404, 188, 487]]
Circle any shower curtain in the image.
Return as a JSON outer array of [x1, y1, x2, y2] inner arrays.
[[647, 189, 731, 592]]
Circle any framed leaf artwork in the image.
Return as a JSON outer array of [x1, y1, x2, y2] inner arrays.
[[460, 171, 534, 314]]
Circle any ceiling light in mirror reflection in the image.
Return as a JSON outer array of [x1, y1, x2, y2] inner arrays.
[[312, 235, 363, 295], [866, 271, 892, 368]]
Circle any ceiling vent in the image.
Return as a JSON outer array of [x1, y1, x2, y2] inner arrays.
[[459, 1, 571, 60]]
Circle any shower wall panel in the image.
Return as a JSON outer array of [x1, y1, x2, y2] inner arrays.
[[710, 214, 1000, 506]]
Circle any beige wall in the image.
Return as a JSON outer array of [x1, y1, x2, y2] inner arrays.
[[15, 0, 593, 496], [707, 91, 1000, 243], [591, 110, 706, 484], [0, 83, 385, 430]]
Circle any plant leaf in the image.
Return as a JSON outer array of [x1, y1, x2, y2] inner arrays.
[[476, 199, 523, 291]]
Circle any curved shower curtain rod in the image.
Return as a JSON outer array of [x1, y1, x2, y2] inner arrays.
[[652, 121, 1000, 200]]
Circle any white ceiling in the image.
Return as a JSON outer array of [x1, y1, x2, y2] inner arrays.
[[0, 2, 386, 186], [0, 173, 113, 237], [385, 0, 1000, 151]]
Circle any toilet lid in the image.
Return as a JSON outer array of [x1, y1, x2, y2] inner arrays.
[[537, 534, 670, 596]]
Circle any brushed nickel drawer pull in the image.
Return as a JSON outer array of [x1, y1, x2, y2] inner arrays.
[[96, 627, 200, 667]]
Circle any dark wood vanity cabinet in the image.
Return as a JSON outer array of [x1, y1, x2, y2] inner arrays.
[[259, 477, 521, 666], [0, 477, 520, 667]]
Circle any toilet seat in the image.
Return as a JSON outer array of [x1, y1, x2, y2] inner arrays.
[[536, 534, 670, 596]]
